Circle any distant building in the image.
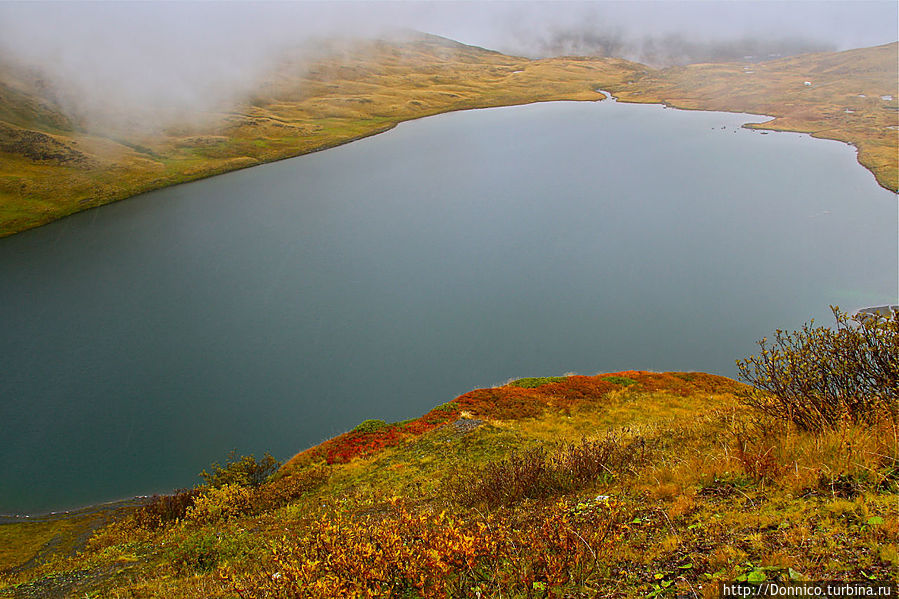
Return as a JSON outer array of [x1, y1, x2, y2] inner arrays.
[[855, 305, 899, 319], [804, 81, 812, 86]]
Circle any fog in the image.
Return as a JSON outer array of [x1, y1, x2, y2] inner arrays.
[[1, 1, 896, 133], [459, 1, 898, 61]]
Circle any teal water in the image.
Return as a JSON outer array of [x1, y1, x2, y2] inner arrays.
[[1, 99, 896, 514]]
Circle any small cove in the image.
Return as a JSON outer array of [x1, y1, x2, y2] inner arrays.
[[1, 98, 896, 514]]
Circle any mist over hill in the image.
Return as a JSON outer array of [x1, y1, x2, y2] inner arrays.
[[0, 2, 895, 237], [0, 1, 895, 132]]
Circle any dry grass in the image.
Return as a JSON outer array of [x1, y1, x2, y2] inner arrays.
[[0, 34, 640, 238], [2, 36, 895, 238], [609, 42, 899, 191], [4, 370, 896, 598]]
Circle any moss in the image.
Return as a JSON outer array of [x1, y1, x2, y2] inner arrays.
[[604, 376, 637, 386], [509, 376, 567, 389], [351, 419, 388, 434]]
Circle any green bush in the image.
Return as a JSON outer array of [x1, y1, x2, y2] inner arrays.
[[187, 484, 255, 524], [509, 376, 567, 389], [604, 376, 637, 386], [351, 419, 388, 434], [431, 401, 458, 413], [736, 307, 898, 431], [199, 450, 281, 488]]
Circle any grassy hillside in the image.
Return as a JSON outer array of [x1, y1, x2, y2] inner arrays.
[[0, 34, 642, 238], [608, 42, 899, 192], [1, 370, 896, 598], [1, 36, 896, 239]]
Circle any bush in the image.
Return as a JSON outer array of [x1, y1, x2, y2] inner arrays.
[[603, 376, 637, 386], [736, 307, 898, 431], [430, 401, 458, 413], [187, 484, 255, 524], [168, 529, 253, 573], [223, 499, 624, 599], [351, 419, 388, 434], [133, 488, 202, 530], [509, 376, 567, 389], [199, 450, 281, 488], [448, 436, 644, 508]]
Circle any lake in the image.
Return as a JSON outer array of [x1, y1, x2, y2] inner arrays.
[[1, 98, 896, 514]]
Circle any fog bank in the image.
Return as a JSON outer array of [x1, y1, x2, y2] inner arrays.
[[1, 1, 895, 132]]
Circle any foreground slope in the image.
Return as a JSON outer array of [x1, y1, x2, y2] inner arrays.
[[2, 371, 896, 598]]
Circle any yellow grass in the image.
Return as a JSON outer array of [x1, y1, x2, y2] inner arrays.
[[2, 35, 895, 238], [609, 42, 899, 191], [0, 35, 641, 237], [2, 372, 897, 597]]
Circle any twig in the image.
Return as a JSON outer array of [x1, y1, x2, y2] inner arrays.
[[570, 527, 597, 560]]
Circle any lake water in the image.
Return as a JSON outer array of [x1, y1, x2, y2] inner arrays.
[[1, 98, 896, 514]]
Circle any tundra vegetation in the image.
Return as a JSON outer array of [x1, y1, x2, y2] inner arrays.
[[1, 310, 897, 598], [0, 34, 896, 238]]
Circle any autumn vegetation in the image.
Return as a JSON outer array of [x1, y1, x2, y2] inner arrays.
[[1, 309, 897, 597], [736, 307, 898, 431]]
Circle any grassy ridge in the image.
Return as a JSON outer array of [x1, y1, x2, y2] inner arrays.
[[1, 36, 896, 239], [2, 370, 895, 597], [0, 34, 641, 238]]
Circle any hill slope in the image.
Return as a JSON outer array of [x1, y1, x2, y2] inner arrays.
[[0, 37, 896, 239], [2, 371, 896, 598], [608, 42, 899, 192], [0, 34, 641, 238]]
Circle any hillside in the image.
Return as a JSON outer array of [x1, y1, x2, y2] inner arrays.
[[2, 370, 896, 598], [0, 36, 896, 239], [0, 33, 642, 238], [607, 42, 899, 192]]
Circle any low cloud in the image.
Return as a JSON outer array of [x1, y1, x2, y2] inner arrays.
[[0, 1, 894, 134]]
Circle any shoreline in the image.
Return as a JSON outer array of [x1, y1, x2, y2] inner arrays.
[[598, 90, 898, 195], [0, 496, 151, 524], [0, 95, 606, 241], [2, 41, 896, 239], [3, 74, 897, 240]]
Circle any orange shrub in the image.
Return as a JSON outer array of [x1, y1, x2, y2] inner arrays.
[[224, 499, 625, 598]]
